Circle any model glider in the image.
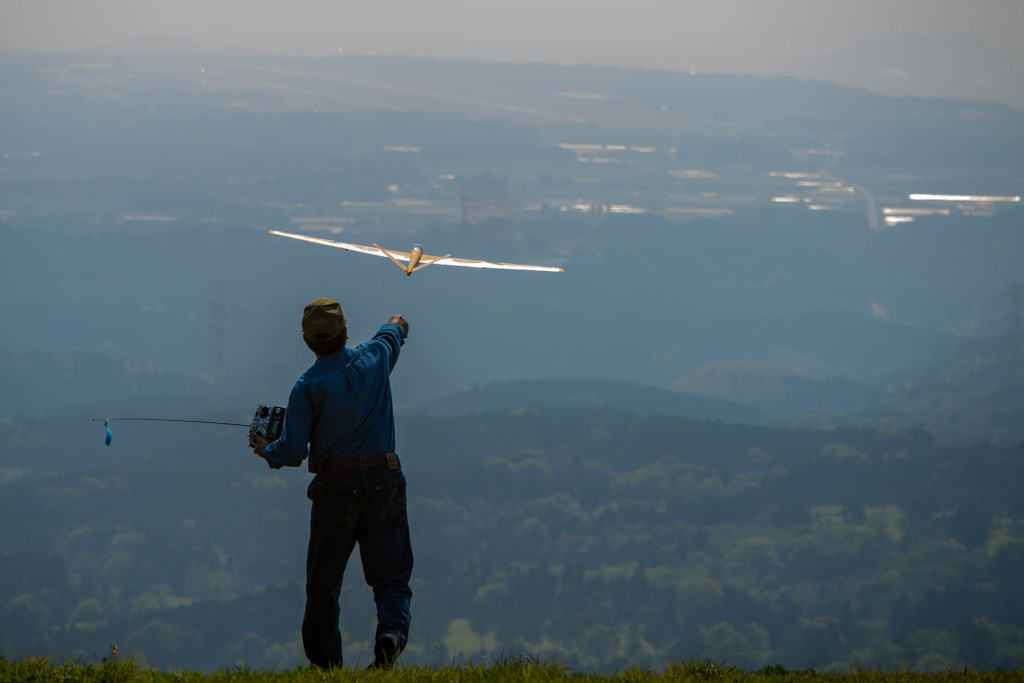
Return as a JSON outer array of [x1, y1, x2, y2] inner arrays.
[[269, 230, 564, 276]]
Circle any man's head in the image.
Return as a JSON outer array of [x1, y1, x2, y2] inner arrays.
[[302, 297, 348, 356]]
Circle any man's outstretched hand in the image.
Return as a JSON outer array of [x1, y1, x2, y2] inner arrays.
[[388, 315, 409, 335]]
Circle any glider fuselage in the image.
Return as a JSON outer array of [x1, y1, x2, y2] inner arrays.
[[405, 245, 424, 275], [373, 242, 442, 276]]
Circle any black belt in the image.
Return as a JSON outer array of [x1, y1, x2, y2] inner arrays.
[[321, 454, 400, 471]]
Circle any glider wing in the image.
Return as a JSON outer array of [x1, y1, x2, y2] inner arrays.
[[429, 256, 564, 273], [270, 230, 563, 272], [269, 231, 411, 262]]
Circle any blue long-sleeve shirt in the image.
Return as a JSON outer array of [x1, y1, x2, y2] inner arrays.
[[261, 322, 406, 472]]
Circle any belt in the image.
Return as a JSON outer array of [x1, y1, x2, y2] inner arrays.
[[320, 453, 400, 471]]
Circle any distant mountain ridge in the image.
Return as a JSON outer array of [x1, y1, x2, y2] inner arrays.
[[792, 32, 1024, 110], [770, 334, 1024, 444], [878, 334, 1024, 414], [7, 50, 1020, 129], [888, 334, 1024, 390], [664, 334, 1024, 434], [667, 359, 875, 417]]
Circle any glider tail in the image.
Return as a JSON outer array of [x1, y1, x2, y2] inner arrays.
[[372, 243, 413, 274], [411, 254, 451, 274]]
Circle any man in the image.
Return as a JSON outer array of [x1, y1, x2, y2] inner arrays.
[[249, 297, 413, 670]]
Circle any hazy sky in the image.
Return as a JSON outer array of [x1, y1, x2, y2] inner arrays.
[[3, 0, 1023, 73]]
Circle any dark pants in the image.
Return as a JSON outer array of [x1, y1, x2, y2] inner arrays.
[[302, 467, 413, 669]]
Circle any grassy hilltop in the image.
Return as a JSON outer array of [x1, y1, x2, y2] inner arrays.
[[2, 653, 1023, 683]]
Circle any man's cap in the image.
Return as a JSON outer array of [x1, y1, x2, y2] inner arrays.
[[302, 297, 346, 341]]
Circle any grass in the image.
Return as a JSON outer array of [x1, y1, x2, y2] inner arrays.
[[1, 652, 1021, 683]]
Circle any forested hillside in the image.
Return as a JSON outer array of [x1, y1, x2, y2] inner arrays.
[[2, 408, 1022, 672]]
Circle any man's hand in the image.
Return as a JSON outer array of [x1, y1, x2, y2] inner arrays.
[[250, 431, 269, 458], [388, 315, 409, 335]]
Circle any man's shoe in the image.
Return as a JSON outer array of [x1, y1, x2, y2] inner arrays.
[[367, 633, 399, 670]]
